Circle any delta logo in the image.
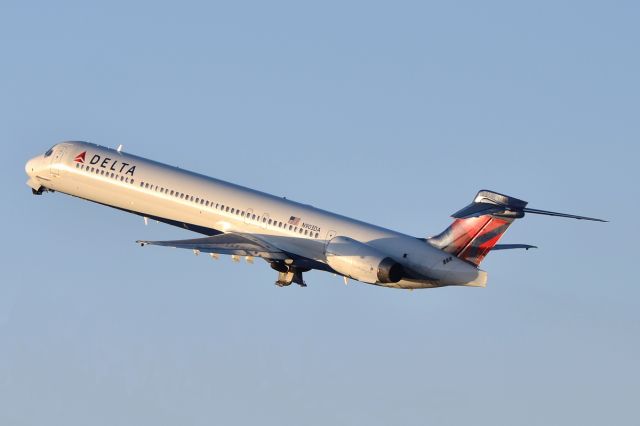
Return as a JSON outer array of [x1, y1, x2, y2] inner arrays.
[[74, 151, 137, 176], [74, 151, 86, 163]]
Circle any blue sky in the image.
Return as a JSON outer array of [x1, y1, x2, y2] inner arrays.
[[2, 1, 639, 425]]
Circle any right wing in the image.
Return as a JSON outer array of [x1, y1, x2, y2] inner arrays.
[[137, 232, 288, 260]]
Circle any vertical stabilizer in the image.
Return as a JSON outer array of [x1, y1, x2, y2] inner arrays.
[[427, 190, 527, 265]]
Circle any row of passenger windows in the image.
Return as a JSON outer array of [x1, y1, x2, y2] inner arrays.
[[76, 162, 135, 184], [76, 160, 320, 238], [138, 180, 321, 239]]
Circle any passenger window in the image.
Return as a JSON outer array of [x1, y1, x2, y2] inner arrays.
[[205, 201, 210, 206], [196, 198, 200, 203], [304, 230, 308, 236], [140, 182, 144, 187], [268, 219, 272, 225], [252, 214, 256, 220], [231, 208, 235, 214], [130, 179, 134, 184], [289, 225, 293, 231], [299, 228, 303, 234], [120, 176, 124, 181], [315, 233, 319, 238], [241, 211, 245, 217]]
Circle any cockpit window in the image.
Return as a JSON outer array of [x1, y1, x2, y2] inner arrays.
[[44, 146, 55, 157]]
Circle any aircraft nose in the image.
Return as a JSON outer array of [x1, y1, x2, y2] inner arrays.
[[25, 156, 40, 176]]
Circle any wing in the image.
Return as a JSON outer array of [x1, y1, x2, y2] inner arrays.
[[137, 232, 288, 260]]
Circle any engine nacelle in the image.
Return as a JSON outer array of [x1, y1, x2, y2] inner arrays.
[[325, 236, 404, 284]]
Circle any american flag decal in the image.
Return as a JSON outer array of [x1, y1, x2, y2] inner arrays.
[[74, 151, 86, 163], [288, 216, 301, 226]]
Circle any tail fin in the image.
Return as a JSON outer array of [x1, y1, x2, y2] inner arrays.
[[427, 189, 605, 266]]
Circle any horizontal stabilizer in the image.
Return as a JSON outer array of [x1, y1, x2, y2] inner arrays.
[[522, 207, 607, 222], [452, 190, 528, 219], [451, 190, 607, 222], [492, 244, 538, 251]]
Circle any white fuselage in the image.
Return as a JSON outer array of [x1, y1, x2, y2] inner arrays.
[[25, 141, 486, 289]]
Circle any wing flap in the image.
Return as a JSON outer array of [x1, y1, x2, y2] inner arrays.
[[137, 233, 288, 260]]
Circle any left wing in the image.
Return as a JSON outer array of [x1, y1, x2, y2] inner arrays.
[[137, 232, 288, 260]]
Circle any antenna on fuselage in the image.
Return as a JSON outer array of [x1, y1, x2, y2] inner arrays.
[[116, 144, 123, 153]]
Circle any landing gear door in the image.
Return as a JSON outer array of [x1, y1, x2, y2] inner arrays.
[[50, 146, 67, 176]]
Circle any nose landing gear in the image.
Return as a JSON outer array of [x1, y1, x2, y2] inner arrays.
[[31, 186, 51, 195]]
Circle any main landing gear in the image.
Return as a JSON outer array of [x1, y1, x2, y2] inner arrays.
[[270, 260, 308, 287]]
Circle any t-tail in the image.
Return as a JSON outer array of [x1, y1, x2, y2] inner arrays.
[[428, 190, 606, 266]]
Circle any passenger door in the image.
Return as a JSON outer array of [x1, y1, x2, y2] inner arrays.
[[50, 146, 67, 176]]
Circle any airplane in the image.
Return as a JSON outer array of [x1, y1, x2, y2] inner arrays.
[[25, 141, 606, 290]]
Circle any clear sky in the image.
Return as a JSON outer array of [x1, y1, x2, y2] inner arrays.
[[1, 1, 639, 425]]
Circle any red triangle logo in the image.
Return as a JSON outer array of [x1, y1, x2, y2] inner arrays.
[[74, 151, 86, 163]]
